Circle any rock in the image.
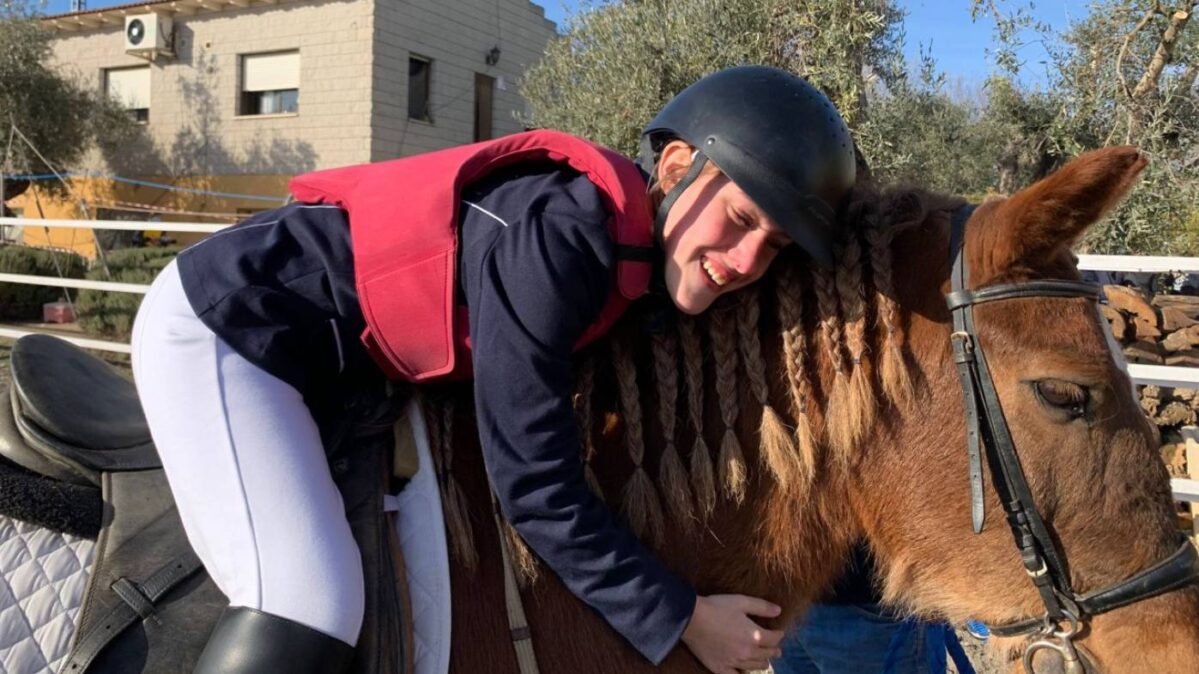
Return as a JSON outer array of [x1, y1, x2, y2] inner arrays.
[[1161, 443, 1188, 477], [1105, 285, 1158, 326], [1125, 340, 1165, 364], [1142, 395, 1161, 417], [1162, 306, 1199, 332], [1100, 305, 1128, 342], [1134, 317, 1162, 339], [1167, 351, 1199, 367], [1174, 387, 1198, 403], [1155, 401, 1197, 427], [1142, 384, 1163, 399], [1163, 325, 1199, 352], [1152, 294, 1199, 317]]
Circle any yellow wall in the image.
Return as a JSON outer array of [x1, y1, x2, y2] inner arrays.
[[9, 175, 291, 259]]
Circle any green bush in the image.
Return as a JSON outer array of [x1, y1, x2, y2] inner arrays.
[[0, 244, 87, 320], [76, 247, 182, 339]]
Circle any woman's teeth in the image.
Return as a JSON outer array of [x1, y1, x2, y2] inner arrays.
[[702, 259, 728, 287]]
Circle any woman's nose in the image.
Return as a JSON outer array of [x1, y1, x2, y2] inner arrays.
[[728, 232, 771, 275]]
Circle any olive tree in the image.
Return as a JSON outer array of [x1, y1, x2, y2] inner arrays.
[[1, 0, 135, 201], [519, 0, 905, 157]]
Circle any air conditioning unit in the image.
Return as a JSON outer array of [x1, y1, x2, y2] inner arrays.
[[125, 13, 173, 59]]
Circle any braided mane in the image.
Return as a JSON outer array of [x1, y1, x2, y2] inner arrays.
[[429, 185, 963, 580]]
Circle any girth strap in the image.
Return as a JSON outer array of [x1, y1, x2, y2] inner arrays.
[[490, 492, 541, 674]]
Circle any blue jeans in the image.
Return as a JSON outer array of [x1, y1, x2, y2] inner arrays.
[[772, 603, 973, 674]]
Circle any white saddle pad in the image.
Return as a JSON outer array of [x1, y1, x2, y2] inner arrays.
[[0, 516, 94, 674], [391, 398, 452, 674]]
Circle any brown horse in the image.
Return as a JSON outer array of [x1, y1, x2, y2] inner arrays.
[[422, 146, 1198, 674]]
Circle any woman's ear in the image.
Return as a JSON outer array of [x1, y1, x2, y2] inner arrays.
[[656, 140, 696, 192]]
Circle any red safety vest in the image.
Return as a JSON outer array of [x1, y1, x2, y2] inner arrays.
[[289, 130, 654, 382]]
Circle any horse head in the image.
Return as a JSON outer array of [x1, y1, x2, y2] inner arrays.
[[852, 146, 1199, 673]]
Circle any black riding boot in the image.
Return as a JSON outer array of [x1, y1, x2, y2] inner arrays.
[[193, 606, 355, 674]]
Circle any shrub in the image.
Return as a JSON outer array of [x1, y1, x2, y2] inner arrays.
[[76, 246, 182, 339], [0, 244, 87, 320]]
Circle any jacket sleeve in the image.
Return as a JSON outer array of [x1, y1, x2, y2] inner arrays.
[[464, 208, 697, 665]]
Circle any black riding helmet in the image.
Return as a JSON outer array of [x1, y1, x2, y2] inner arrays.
[[639, 65, 856, 269]]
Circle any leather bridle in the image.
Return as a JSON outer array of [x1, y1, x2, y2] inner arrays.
[[945, 205, 1199, 673]]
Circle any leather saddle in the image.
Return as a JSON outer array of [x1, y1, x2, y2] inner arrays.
[[0, 334, 412, 673]]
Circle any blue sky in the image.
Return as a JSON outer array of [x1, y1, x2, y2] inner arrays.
[[41, 0, 1089, 87], [538, 1, 1092, 87]]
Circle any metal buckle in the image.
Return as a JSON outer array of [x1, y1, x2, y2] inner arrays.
[[1025, 558, 1049, 579], [951, 331, 973, 349], [1023, 610, 1084, 674]]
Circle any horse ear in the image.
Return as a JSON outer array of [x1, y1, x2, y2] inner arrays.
[[984, 146, 1147, 268]]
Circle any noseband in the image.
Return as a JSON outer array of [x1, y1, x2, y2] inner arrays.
[[945, 205, 1199, 673]]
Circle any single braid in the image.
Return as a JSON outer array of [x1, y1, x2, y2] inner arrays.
[[678, 316, 717, 519], [736, 287, 802, 492], [573, 355, 604, 499], [835, 233, 875, 444], [651, 330, 695, 529], [866, 220, 915, 407], [775, 265, 818, 489], [709, 305, 748, 504], [612, 339, 666, 543], [812, 265, 853, 456]]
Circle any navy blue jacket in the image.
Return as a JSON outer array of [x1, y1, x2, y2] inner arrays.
[[176, 163, 696, 663]]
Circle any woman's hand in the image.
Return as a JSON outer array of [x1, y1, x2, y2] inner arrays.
[[681, 594, 785, 673]]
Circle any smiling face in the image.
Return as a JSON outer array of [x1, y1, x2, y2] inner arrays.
[[655, 140, 791, 314]]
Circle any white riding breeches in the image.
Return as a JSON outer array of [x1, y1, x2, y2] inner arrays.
[[130, 260, 365, 645]]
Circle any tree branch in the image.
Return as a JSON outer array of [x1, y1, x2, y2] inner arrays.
[[1116, 2, 1162, 103], [1177, 61, 1199, 97], [1131, 4, 1194, 100]]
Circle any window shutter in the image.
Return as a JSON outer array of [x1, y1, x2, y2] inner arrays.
[[106, 67, 151, 109], [243, 51, 300, 92]]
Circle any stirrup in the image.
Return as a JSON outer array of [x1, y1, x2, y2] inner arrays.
[[194, 607, 355, 674]]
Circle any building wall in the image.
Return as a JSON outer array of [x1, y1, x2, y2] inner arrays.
[[20, 0, 555, 256], [47, 0, 375, 177], [369, 0, 556, 160]]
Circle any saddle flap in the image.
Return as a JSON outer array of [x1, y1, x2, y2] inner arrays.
[[11, 334, 152, 451]]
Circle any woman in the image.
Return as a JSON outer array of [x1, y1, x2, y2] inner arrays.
[[131, 65, 856, 674]]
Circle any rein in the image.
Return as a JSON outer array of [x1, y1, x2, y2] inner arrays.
[[945, 205, 1199, 673]]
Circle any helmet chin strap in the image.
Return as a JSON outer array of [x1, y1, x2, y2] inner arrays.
[[652, 150, 709, 249]]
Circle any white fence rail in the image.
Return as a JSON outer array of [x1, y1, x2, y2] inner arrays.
[[0, 272, 149, 294], [3, 219, 1199, 504], [0, 216, 228, 234], [1078, 254, 1199, 274]]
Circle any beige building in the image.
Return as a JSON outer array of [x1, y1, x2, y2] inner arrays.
[[15, 0, 555, 254]]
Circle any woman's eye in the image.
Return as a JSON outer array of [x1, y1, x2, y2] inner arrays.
[[1034, 379, 1089, 418]]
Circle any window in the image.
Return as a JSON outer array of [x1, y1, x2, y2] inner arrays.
[[105, 66, 151, 123], [474, 73, 494, 141], [408, 56, 432, 122], [1, 207, 23, 243], [240, 51, 300, 116]]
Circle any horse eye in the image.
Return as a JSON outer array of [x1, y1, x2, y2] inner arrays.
[[1034, 379, 1089, 418]]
